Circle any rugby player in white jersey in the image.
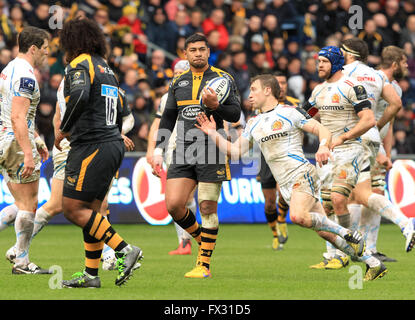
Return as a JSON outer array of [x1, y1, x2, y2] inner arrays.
[[195, 73, 385, 281], [0, 27, 50, 274], [343, 42, 415, 261], [303, 46, 388, 280], [146, 60, 197, 255]]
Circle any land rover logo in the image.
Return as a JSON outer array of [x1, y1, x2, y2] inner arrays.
[[182, 105, 203, 120], [178, 80, 189, 87]]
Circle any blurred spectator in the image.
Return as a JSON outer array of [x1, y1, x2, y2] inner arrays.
[[168, 9, 192, 47], [393, 129, 414, 154], [383, 0, 402, 36], [107, 0, 124, 24], [216, 51, 232, 72], [262, 14, 282, 45], [41, 73, 63, 107], [300, 37, 319, 64], [25, 2, 50, 32], [247, 0, 267, 20], [274, 55, 289, 77], [358, 19, 385, 66], [400, 0, 415, 26], [175, 35, 186, 59], [266, 0, 298, 25], [141, 0, 163, 25], [121, 69, 141, 104], [0, 47, 11, 72], [117, 5, 147, 62], [202, 8, 229, 51], [270, 36, 285, 67], [146, 7, 176, 54], [336, 0, 353, 36], [248, 50, 271, 78], [230, 0, 246, 36], [403, 42, 415, 80], [93, 6, 113, 38], [199, 0, 232, 27], [400, 14, 415, 47], [243, 15, 262, 53], [229, 50, 250, 100], [36, 101, 55, 151], [399, 77, 415, 107], [302, 56, 320, 99], [147, 49, 173, 88], [165, 0, 188, 22], [131, 94, 151, 129], [363, 0, 382, 20], [316, 0, 341, 47], [373, 13, 395, 46], [9, 5, 27, 35], [247, 33, 264, 61], [228, 35, 244, 52], [207, 29, 222, 66], [186, 7, 204, 35], [131, 121, 149, 152], [284, 37, 301, 60]]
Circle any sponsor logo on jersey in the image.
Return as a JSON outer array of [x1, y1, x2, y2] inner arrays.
[[260, 131, 288, 143], [331, 93, 340, 103], [388, 159, 415, 218], [178, 80, 189, 87], [97, 64, 115, 76], [271, 120, 283, 131], [320, 105, 345, 111], [338, 170, 347, 179], [182, 105, 203, 120], [357, 76, 376, 82], [132, 157, 172, 225]]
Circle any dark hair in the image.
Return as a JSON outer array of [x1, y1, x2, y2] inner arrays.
[[341, 38, 369, 63], [184, 33, 209, 49], [380, 45, 406, 68], [59, 18, 107, 63], [251, 74, 280, 99], [273, 71, 287, 79], [18, 27, 49, 53]]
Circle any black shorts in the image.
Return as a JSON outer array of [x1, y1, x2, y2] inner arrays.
[[63, 140, 125, 202], [258, 152, 276, 189], [167, 144, 231, 182]]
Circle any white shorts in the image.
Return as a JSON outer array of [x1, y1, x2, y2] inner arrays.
[[316, 159, 333, 190], [279, 163, 320, 206], [331, 144, 366, 188], [52, 138, 70, 180], [0, 133, 41, 184]]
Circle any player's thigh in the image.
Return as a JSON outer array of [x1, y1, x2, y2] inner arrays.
[[352, 177, 372, 207]]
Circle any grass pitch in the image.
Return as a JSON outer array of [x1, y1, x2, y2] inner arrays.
[[0, 223, 414, 300]]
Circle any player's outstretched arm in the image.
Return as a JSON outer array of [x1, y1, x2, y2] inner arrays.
[[195, 112, 249, 159], [302, 118, 332, 167], [377, 83, 402, 130]]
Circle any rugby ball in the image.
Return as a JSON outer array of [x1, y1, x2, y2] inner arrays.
[[200, 76, 230, 107]]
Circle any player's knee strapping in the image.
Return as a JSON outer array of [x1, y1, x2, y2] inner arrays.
[[331, 185, 352, 198], [321, 190, 334, 216]]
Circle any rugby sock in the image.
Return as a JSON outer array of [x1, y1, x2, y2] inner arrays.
[[348, 203, 362, 231], [337, 213, 351, 229], [183, 199, 197, 241], [310, 212, 348, 238], [265, 210, 278, 238], [359, 206, 381, 254], [14, 210, 34, 267], [83, 229, 104, 277], [0, 204, 18, 231], [332, 236, 380, 267], [367, 193, 408, 231], [84, 211, 127, 252], [324, 214, 338, 260], [31, 207, 53, 240], [200, 227, 218, 270], [174, 209, 201, 245], [277, 196, 289, 223]]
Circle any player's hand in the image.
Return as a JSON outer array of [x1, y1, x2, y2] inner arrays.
[[195, 112, 217, 135], [201, 87, 219, 110], [152, 154, 163, 178], [21, 153, 35, 179], [315, 145, 332, 168], [122, 134, 135, 151], [330, 136, 346, 150], [54, 131, 69, 151], [38, 146, 49, 163], [376, 153, 393, 171]]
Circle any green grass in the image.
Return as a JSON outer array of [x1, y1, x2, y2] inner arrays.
[[0, 223, 414, 300]]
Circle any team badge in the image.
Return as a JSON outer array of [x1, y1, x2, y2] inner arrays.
[[331, 93, 340, 103], [271, 120, 283, 131]]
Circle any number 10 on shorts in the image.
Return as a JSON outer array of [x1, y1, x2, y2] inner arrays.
[[101, 84, 118, 125]]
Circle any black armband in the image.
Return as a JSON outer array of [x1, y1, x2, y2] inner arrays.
[[353, 100, 371, 113], [302, 101, 318, 117]]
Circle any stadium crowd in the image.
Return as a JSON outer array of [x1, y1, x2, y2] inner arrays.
[[0, 0, 414, 155]]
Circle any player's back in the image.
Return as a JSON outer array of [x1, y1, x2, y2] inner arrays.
[[64, 54, 122, 145], [0, 57, 39, 137]]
